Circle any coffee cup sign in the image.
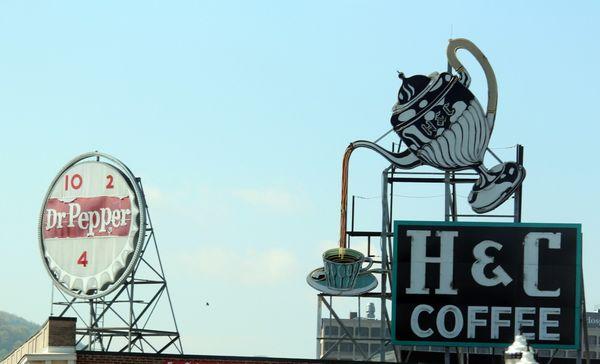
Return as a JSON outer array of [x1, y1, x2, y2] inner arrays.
[[322, 248, 373, 290], [39, 153, 146, 299], [392, 221, 581, 349]]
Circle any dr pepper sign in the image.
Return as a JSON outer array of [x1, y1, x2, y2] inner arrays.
[[39, 153, 145, 299], [392, 221, 581, 349]]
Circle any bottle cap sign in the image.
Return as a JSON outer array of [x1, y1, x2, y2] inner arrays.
[[39, 153, 146, 299]]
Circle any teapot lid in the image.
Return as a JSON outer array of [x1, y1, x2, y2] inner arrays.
[[396, 72, 431, 105]]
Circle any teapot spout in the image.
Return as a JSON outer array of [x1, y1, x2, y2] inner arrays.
[[350, 140, 421, 169], [338, 140, 421, 248]]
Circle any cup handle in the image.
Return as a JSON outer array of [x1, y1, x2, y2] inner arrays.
[[360, 257, 373, 274]]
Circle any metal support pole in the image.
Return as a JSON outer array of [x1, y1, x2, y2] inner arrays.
[[50, 285, 55, 316], [128, 282, 133, 352], [357, 295, 361, 362], [88, 299, 93, 350], [444, 171, 451, 222], [451, 172, 457, 221], [514, 144, 524, 222], [444, 63, 453, 223], [448, 57, 463, 363], [316, 295, 322, 359], [351, 195, 356, 232], [380, 167, 391, 362]]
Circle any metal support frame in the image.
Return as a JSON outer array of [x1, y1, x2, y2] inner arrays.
[[316, 144, 526, 362], [51, 178, 183, 354]]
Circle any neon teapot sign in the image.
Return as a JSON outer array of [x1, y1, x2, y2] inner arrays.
[[392, 38, 526, 213], [339, 38, 526, 246], [355, 39, 523, 207]]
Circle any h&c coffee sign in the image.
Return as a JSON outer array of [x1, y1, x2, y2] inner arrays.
[[392, 221, 581, 349]]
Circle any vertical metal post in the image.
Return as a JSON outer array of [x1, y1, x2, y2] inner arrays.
[[451, 172, 457, 221], [389, 145, 395, 231], [444, 60, 453, 364], [50, 285, 55, 316], [357, 295, 361, 355], [514, 144, 524, 222], [386, 163, 400, 362], [129, 276, 134, 352], [316, 295, 323, 359], [380, 167, 391, 362], [444, 62, 453, 224], [444, 172, 451, 222], [88, 299, 93, 350], [390, 173, 394, 230], [444, 171, 452, 364], [328, 294, 332, 360], [351, 195, 356, 232]]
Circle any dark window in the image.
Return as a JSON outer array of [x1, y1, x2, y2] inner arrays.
[[324, 341, 337, 352], [356, 327, 369, 337], [371, 327, 381, 337], [370, 343, 382, 354], [324, 325, 339, 336], [358, 343, 369, 354], [340, 343, 353, 352], [590, 336, 598, 345], [338, 326, 352, 336], [591, 351, 597, 359]]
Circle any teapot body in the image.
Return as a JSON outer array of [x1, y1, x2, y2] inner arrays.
[[391, 72, 491, 171]]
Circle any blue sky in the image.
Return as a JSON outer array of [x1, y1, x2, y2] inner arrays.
[[0, 0, 599, 358]]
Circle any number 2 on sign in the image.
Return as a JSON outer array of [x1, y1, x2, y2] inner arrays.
[[106, 175, 114, 189], [77, 251, 88, 267]]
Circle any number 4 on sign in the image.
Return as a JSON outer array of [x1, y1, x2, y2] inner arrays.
[[77, 251, 88, 267]]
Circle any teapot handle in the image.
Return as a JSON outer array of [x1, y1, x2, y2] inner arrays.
[[447, 38, 498, 123]]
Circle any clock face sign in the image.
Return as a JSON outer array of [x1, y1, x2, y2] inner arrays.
[[40, 156, 145, 298]]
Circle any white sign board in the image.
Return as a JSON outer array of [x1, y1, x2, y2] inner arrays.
[[39, 154, 145, 298]]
